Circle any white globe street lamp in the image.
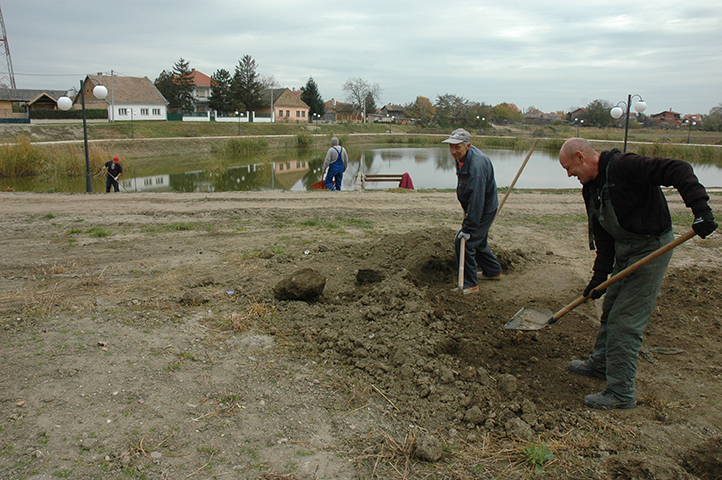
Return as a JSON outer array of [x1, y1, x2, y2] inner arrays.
[[610, 94, 646, 153], [57, 80, 109, 192]]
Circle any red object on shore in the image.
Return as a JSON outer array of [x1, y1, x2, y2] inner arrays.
[[399, 173, 414, 189], [311, 180, 327, 190]]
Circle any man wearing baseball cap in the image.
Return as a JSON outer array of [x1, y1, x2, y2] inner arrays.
[[443, 128, 502, 293], [103, 156, 123, 193]]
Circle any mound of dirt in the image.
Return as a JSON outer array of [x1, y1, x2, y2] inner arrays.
[[1, 190, 720, 479]]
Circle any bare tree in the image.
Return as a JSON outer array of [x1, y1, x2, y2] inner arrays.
[[342, 77, 382, 122]]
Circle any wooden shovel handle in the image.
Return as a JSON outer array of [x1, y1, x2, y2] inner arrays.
[[549, 229, 697, 324], [458, 236, 465, 289], [497, 138, 539, 215]]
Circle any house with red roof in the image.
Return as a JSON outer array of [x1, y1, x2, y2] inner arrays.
[[189, 69, 212, 114]]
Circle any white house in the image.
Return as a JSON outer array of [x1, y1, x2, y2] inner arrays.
[[82, 74, 168, 122]]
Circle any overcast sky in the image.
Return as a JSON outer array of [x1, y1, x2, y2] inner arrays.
[[4, 1, 721, 115]]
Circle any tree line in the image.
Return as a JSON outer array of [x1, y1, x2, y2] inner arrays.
[[154, 57, 324, 118], [155, 57, 722, 131]]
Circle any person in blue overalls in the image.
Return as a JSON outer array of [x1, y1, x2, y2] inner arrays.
[[322, 137, 348, 191], [559, 137, 717, 410]]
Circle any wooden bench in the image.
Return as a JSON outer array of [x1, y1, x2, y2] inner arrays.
[[358, 173, 414, 190], [363, 174, 404, 183]]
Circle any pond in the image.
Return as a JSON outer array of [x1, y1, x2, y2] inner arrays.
[[5, 145, 722, 193]]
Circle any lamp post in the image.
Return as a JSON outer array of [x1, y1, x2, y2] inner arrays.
[[573, 117, 584, 136], [610, 94, 647, 153], [686, 119, 696, 144], [235, 110, 242, 135], [57, 79, 108, 193]]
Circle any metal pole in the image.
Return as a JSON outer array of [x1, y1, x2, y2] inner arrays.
[[81, 79, 93, 193], [623, 93, 631, 153]]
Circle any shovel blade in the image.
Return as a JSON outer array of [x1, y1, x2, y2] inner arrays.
[[504, 306, 554, 331]]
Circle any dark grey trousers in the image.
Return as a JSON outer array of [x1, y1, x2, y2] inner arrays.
[[587, 229, 675, 402]]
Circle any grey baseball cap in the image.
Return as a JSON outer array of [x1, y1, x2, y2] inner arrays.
[[441, 128, 471, 144]]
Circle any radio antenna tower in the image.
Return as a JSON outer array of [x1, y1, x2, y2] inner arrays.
[[0, 3, 16, 89]]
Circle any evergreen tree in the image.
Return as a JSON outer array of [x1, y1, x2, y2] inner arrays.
[[300, 77, 325, 119], [154, 57, 195, 114], [209, 69, 233, 115], [363, 92, 376, 116], [172, 58, 195, 113], [231, 55, 263, 113], [154, 70, 176, 108]]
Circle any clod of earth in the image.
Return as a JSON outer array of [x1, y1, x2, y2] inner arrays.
[[273, 267, 326, 300]]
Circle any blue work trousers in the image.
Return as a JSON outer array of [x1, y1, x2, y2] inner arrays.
[[325, 160, 343, 191]]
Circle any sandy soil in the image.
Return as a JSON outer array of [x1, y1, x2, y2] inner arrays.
[[1, 189, 721, 480]]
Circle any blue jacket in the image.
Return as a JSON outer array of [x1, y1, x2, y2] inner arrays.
[[456, 145, 498, 234]]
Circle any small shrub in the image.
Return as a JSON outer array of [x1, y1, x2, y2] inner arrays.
[[223, 137, 269, 154], [522, 442, 554, 475], [295, 133, 313, 148]]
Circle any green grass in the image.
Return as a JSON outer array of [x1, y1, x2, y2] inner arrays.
[[86, 227, 111, 238]]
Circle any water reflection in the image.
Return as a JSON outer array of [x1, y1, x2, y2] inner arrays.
[[5, 145, 722, 193], [122, 146, 722, 192]]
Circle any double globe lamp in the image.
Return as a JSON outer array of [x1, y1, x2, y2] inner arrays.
[[57, 82, 109, 192], [610, 94, 647, 153]]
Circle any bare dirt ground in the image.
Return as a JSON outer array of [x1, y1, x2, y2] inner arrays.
[[1, 189, 721, 480]]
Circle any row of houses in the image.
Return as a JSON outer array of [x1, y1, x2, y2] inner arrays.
[[0, 72, 409, 125], [0, 72, 318, 124], [566, 107, 702, 128]]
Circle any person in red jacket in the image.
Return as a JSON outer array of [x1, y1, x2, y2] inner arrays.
[[559, 137, 717, 410]]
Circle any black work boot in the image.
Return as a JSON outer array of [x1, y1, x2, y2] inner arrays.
[[568, 360, 605, 380], [584, 390, 637, 410]]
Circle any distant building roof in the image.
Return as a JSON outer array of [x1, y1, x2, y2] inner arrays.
[[190, 69, 211, 87], [262, 88, 309, 108], [87, 74, 167, 105], [0, 88, 68, 102]]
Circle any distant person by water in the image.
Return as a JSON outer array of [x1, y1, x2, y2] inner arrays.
[[103, 157, 122, 193]]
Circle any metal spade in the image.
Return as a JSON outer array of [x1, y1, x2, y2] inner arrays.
[[505, 229, 697, 331]]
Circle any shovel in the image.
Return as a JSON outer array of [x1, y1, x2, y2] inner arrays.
[[457, 235, 466, 290], [505, 229, 697, 331], [497, 138, 539, 214], [455, 140, 539, 291]]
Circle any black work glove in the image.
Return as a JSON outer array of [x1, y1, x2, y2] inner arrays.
[[692, 210, 718, 239], [583, 271, 608, 299]]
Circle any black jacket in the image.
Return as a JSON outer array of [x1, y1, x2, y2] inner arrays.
[[583, 149, 710, 275]]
